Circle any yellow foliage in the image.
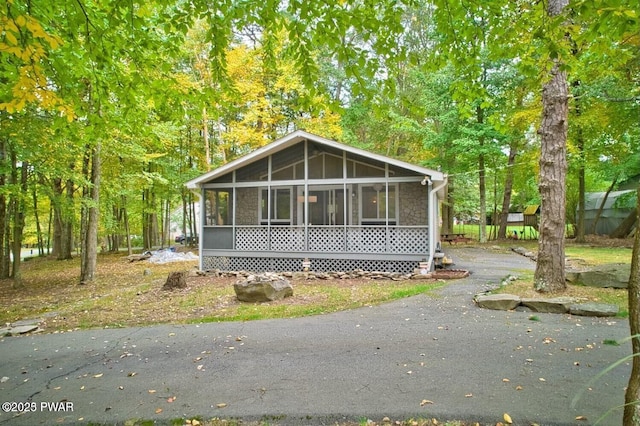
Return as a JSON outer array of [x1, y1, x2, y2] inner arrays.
[[0, 13, 71, 118]]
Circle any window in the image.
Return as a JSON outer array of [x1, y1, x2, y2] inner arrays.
[[361, 184, 397, 224], [204, 189, 232, 225], [260, 188, 292, 224]]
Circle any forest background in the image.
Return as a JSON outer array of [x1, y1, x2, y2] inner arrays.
[[0, 0, 638, 284]]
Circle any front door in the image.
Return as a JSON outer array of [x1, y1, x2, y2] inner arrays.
[[298, 186, 350, 225]]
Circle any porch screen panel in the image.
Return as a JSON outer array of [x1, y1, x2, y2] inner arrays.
[[346, 152, 386, 178], [361, 184, 397, 224], [271, 144, 304, 180], [203, 189, 233, 249], [204, 189, 233, 226], [260, 188, 292, 224], [237, 157, 268, 182]]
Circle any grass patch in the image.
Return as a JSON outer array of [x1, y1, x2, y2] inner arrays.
[[566, 245, 634, 265], [0, 252, 444, 332]]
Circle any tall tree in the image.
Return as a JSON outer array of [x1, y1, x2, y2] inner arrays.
[[534, 0, 569, 292], [625, 185, 640, 424]]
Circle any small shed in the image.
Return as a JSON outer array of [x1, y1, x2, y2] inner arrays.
[[185, 130, 448, 273], [584, 190, 637, 235]]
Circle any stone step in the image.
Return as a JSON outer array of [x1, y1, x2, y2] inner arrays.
[[474, 293, 619, 317]]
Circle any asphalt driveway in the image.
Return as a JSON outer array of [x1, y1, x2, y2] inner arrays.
[[0, 247, 632, 425]]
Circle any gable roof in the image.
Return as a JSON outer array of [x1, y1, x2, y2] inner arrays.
[[185, 130, 445, 189]]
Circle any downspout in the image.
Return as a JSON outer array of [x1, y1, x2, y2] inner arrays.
[[427, 175, 448, 271]]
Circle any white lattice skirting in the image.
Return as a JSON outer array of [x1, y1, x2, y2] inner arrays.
[[202, 256, 421, 274]]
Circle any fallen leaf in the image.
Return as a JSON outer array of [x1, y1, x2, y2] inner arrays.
[[216, 403, 227, 408], [93, 373, 103, 378], [575, 415, 588, 421], [502, 378, 510, 382], [155, 408, 162, 414], [197, 365, 204, 371], [80, 385, 85, 390], [127, 372, 137, 377], [465, 393, 473, 397], [167, 396, 176, 403], [515, 385, 523, 390], [539, 377, 546, 382], [504, 413, 513, 424], [420, 399, 434, 406], [148, 389, 156, 394]]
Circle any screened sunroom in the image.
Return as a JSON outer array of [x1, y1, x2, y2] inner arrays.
[[185, 130, 447, 274]]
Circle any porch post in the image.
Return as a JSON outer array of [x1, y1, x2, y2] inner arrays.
[[303, 140, 309, 251], [199, 187, 205, 271]]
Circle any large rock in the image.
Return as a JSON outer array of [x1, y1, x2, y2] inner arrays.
[[566, 263, 630, 289], [569, 302, 619, 317], [234, 273, 293, 302], [474, 294, 521, 311], [521, 297, 576, 314]]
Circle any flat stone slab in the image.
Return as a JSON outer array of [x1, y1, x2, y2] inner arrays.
[[521, 297, 576, 314], [566, 263, 630, 289], [475, 295, 619, 317], [0, 325, 39, 336], [475, 294, 521, 311], [569, 302, 619, 317]]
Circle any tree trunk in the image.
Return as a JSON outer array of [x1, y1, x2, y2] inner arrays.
[[611, 208, 638, 239], [32, 186, 45, 256], [534, 0, 569, 293], [498, 143, 518, 239], [624, 185, 640, 425], [477, 106, 487, 243], [80, 142, 101, 284], [162, 271, 188, 291], [478, 151, 487, 243], [122, 198, 132, 256], [203, 107, 211, 171], [10, 156, 28, 286], [0, 139, 8, 279], [575, 129, 586, 242], [573, 79, 586, 243], [52, 177, 74, 260]]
